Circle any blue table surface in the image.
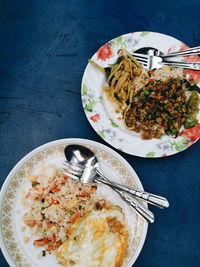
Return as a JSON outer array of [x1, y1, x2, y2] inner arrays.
[[0, 0, 200, 266]]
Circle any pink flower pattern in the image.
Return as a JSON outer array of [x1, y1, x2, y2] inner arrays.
[[97, 45, 114, 61], [182, 125, 200, 140], [90, 114, 100, 122]]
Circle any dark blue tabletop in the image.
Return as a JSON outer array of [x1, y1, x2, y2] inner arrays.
[[0, 0, 200, 266]]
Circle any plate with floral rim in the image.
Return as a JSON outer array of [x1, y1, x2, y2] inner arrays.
[[81, 31, 200, 158], [0, 138, 147, 267]]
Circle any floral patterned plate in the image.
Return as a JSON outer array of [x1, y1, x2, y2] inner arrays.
[[0, 138, 147, 267], [81, 31, 200, 157]]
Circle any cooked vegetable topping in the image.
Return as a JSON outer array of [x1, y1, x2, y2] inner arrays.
[[32, 182, 40, 187], [89, 51, 200, 139]]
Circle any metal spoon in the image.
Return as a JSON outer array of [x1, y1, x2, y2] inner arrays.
[[63, 144, 169, 208], [62, 145, 169, 222], [62, 144, 154, 223]]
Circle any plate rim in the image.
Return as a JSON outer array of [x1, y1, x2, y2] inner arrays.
[[81, 31, 200, 158], [0, 138, 148, 267]]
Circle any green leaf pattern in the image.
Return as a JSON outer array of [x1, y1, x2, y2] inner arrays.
[[169, 137, 189, 152], [84, 100, 98, 112], [109, 35, 127, 50], [109, 119, 119, 128], [146, 152, 156, 157], [81, 84, 88, 96], [82, 84, 100, 112], [140, 32, 150, 37], [98, 130, 106, 139]]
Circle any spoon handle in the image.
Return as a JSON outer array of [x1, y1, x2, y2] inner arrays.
[[95, 175, 154, 223], [115, 188, 155, 223], [96, 171, 169, 209], [162, 61, 200, 70], [162, 46, 200, 57]]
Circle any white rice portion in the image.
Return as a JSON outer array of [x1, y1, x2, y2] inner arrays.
[[152, 66, 184, 81]]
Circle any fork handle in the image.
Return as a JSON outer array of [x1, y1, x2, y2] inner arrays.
[[95, 171, 169, 209], [115, 188, 155, 223], [95, 174, 154, 223], [162, 46, 200, 58], [162, 61, 200, 70]]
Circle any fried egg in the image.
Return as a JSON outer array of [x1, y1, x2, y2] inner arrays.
[[56, 207, 128, 267]]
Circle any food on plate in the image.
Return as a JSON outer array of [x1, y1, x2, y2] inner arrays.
[[89, 48, 200, 139], [21, 164, 128, 267], [56, 206, 128, 267]]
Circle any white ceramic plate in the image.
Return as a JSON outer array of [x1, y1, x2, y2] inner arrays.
[[0, 138, 147, 267], [81, 31, 200, 157]]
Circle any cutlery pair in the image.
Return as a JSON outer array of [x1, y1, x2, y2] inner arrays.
[[132, 45, 200, 70], [62, 145, 169, 223]]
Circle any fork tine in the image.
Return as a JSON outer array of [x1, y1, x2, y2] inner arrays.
[[134, 59, 148, 68], [66, 160, 85, 169], [138, 63, 147, 68], [62, 165, 83, 176], [62, 169, 81, 181], [133, 57, 148, 65], [132, 52, 149, 59], [62, 164, 83, 176], [63, 161, 83, 172], [64, 160, 84, 169], [133, 56, 148, 63]]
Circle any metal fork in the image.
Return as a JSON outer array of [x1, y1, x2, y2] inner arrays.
[[132, 48, 200, 70], [161, 45, 200, 57], [62, 160, 155, 223]]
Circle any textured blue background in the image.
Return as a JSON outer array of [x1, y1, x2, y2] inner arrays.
[[0, 0, 200, 266]]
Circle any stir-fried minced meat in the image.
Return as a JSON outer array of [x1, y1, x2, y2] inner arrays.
[[90, 52, 200, 139], [124, 78, 197, 139]]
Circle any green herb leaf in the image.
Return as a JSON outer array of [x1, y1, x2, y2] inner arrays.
[[41, 213, 46, 220], [68, 210, 75, 215], [104, 67, 111, 78], [139, 96, 146, 100], [171, 129, 177, 135], [165, 129, 172, 135], [144, 90, 150, 95], [32, 182, 39, 187], [42, 250, 46, 257], [184, 121, 196, 129], [41, 207, 45, 210], [78, 205, 82, 210], [189, 121, 196, 127], [114, 93, 122, 103], [116, 56, 124, 64], [168, 119, 173, 126], [184, 121, 190, 129]]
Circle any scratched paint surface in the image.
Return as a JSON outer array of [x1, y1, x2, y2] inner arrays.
[[0, 1, 200, 267]]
